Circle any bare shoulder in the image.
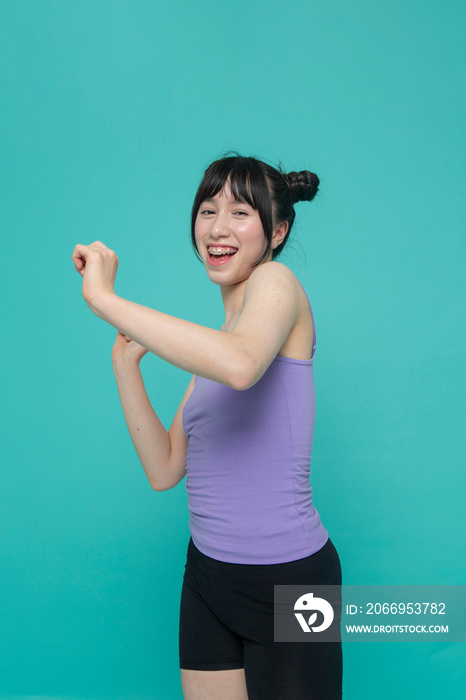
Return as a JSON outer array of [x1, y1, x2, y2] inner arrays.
[[241, 261, 312, 360], [244, 261, 301, 300]]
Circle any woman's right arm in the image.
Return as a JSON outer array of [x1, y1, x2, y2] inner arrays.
[[112, 331, 194, 491]]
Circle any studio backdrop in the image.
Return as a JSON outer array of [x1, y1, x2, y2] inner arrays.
[[1, 1, 465, 699]]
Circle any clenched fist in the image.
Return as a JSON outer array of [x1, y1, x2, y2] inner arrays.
[[112, 330, 149, 366], [72, 241, 119, 311]]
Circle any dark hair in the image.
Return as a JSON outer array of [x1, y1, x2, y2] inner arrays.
[[191, 151, 320, 266]]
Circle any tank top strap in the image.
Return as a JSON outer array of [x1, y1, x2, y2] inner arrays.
[[299, 282, 317, 361]]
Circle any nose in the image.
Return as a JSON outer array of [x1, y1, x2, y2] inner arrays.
[[210, 211, 231, 240]]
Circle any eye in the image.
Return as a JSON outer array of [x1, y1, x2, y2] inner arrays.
[[200, 208, 215, 215], [235, 210, 248, 216]]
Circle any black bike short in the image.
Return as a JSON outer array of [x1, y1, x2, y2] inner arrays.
[[179, 536, 342, 700]]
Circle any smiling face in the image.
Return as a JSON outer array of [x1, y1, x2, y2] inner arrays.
[[194, 180, 285, 288], [195, 181, 269, 286]]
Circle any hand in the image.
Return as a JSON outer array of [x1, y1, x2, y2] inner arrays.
[[112, 330, 149, 366], [72, 241, 119, 311]]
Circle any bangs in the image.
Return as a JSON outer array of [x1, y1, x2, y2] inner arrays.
[[197, 157, 268, 211]]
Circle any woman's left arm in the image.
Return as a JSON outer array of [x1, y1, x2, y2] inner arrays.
[[72, 242, 300, 390]]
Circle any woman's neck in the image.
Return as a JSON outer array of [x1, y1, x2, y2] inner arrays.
[[220, 279, 248, 328]]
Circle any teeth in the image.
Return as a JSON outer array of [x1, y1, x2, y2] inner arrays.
[[208, 247, 237, 256]]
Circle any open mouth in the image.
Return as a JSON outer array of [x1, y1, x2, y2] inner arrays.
[[207, 246, 238, 264]]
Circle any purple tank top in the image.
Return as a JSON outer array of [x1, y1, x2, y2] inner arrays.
[[182, 296, 329, 564]]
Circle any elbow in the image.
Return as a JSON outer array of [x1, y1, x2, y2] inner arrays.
[[147, 468, 171, 492], [149, 463, 187, 492], [230, 375, 256, 392], [150, 481, 169, 492], [228, 354, 261, 391], [151, 478, 178, 492], [149, 473, 174, 491]]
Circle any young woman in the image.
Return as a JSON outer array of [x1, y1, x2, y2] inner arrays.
[[72, 153, 343, 700]]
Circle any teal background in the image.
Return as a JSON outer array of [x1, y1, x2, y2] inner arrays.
[[1, 0, 465, 698]]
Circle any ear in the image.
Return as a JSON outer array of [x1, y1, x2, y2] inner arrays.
[[271, 221, 289, 250]]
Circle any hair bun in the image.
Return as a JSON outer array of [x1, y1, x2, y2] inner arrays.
[[284, 170, 320, 204]]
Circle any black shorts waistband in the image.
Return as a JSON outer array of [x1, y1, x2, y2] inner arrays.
[[186, 535, 341, 584]]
